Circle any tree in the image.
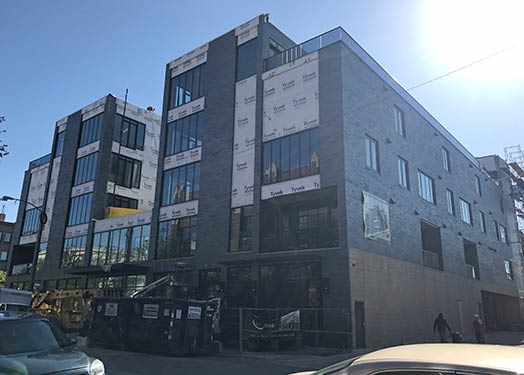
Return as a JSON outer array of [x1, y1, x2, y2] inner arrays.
[[0, 116, 8, 158]]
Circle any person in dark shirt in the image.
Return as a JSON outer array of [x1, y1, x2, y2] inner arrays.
[[433, 313, 452, 343]]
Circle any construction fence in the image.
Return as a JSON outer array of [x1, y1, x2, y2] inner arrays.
[[220, 307, 352, 353]]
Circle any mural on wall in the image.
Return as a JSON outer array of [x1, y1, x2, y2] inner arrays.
[[363, 191, 391, 245], [231, 75, 257, 208], [262, 52, 319, 142]]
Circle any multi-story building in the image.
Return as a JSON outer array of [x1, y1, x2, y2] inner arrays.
[[6, 94, 160, 291], [0, 213, 14, 274], [6, 16, 523, 348]]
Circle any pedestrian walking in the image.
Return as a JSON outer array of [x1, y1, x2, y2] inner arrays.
[[472, 314, 485, 344], [433, 313, 452, 343]]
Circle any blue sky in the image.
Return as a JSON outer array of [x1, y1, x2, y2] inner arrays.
[[1, 0, 523, 221]]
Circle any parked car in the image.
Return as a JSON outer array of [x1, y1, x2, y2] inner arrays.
[[296, 343, 524, 375], [0, 311, 105, 375]]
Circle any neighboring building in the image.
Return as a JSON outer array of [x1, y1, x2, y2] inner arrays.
[[6, 94, 160, 291], [6, 16, 523, 349], [0, 213, 14, 273]]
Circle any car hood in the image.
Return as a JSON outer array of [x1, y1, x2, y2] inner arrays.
[[0, 347, 90, 375]]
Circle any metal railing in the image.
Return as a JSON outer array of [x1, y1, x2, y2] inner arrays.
[[220, 307, 352, 353], [264, 27, 352, 71]]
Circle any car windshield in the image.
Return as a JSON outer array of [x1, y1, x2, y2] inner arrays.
[[0, 319, 70, 355]]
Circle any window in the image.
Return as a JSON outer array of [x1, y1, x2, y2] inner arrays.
[[394, 106, 405, 137], [494, 220, 500, 240], [269, 38, 285, 57], [417, 171, 435, 204], [54, 131, 65, 157], [442, 147, 450, 172], [67, 193, 93, 226], [479, 211, 486, 233], [165, 112, 203, 156], [162, 162, 200, 206], [36, 242, 47, 272], [464, 240, 480, 280], [420, 221, 443, 270], [169, 64, 206, 109], [73, 152, 98, 186], [499, 224, 508, 244], [57, 278, 81, 290], [157, 217, 198, 259], [505, 260, 514, 280], [111, 154, 142, 189], [79, 113, 103, 147], [22, 208, 41, 236], [397, 157, 409, 189], [261, 187, 339, 252], [446, 189, 455, 215], [107, 194, 138, 209], [4, 232, 11, 243], [61, 235, 87, 268], [230, 206, 254, 252], [114, 114, 146, 151], [263, 128, 319, 184], [0, 251, 7, 262], [237, 38, 257, 81], [475, 175, 482, 196], [87, 275, 146, 297], [91, 224, 150, 265], [365, 136, 379, 172], [459, 198, 472, 225]]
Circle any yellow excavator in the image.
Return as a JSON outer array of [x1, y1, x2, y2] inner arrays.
[[31, 289, 103, 332]]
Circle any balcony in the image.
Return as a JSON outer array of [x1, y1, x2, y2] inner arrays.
[[422, 250, 441, 270], [264, 27, 352, 71], [11, 263, 32, 276]]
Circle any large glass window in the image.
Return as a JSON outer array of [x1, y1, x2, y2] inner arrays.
[[230, 206, 253, 252], [54, 131, 65, 157], [165, 112, 203, 156], [237, 38, 257, 81], [4, 232, 11, 243], [22, 208, 41, 236], [162, 162, 200, 206], [459, 198, 472, 225], [365, 136, 379, 172], [111, 154, 142, 189], [397, 157, 409, 189], [261, 187, 338, 252], [36, 242, 47, 272], [90, 224, 150, 265], [418, 171, 435, 204], [114, 114, 146, 151], [169, 64, 206, 109], [107, 194, 138, 209], [157, 217, 198, 259], [79, 113, 103, 147], [0, 251, 7, 261], [262, 128, 319, 185], [61, 235, 87, 268], [67, 193, 93, 226], [73, 152, 98, 186]]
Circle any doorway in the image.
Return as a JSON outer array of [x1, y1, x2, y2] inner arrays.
[[355, 301, 366, 348]]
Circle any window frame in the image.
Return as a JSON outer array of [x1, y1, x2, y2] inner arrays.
[[505, 259, 513, 280], [475, 175, 482, 196], [397, 157, 409, 189], [417, 170, 436, 204], [479, 210, 486, 233], [365, 135, 380, 173], [393, 106, 406, 138], [169, 64, 206, 109], [446, 189, 455, 215], [442, 147, 451, 172], [459, 198, 472, 225]]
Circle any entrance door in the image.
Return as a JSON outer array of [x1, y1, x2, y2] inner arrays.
[[355, 301, 366, 348]]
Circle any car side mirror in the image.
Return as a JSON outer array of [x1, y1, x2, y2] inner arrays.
[[69, 337, 78, 346]]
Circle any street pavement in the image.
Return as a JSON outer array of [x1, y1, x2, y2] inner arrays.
[[82, 330, 524, 375]]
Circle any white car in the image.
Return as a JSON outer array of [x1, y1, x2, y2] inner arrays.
[[293, 343, 524, 375]]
